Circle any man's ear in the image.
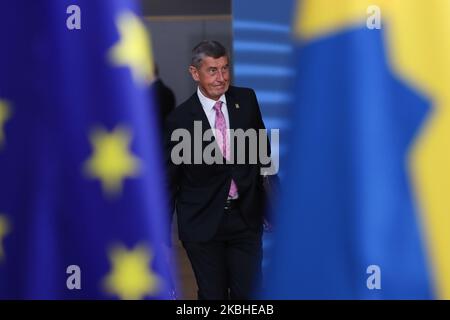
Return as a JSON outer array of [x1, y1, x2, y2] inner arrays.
[[189, 66, 199, 82]]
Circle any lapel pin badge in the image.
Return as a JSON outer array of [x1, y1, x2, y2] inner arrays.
[[235, 103, 240, 109]]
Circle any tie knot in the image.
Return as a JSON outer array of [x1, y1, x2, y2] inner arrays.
[[213, 101, 223, 112]]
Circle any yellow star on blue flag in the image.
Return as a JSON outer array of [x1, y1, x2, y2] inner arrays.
[[84, 125, 141, 196], [103, 243, 161, 300], [108, 11, 155, 85]]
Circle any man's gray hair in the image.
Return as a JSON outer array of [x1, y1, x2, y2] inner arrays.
[[191, 40, 229, 69]]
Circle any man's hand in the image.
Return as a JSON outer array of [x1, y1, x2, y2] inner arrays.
[[263, 218, 273, 233]]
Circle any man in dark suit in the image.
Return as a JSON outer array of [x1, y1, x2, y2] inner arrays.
[[150, 64, 176, 130], [164, 40, 269, 300]]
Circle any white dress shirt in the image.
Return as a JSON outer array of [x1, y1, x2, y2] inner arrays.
[[197, 87, 230, 133]]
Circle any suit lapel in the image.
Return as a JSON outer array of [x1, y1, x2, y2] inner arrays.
[[189, 93, 212, 131], [225, 88, 240, 131]]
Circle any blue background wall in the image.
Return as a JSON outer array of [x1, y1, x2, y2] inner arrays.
[[232, 0, 296, 179]]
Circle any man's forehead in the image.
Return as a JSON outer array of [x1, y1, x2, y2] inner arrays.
[[201, 56, 229, 68]]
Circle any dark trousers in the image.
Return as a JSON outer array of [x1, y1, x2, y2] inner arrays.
[[182, 208, 263, 300]]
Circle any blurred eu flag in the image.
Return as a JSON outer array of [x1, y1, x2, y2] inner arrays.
[[0, 1, 173, 299], [266, 0, 450, 299]]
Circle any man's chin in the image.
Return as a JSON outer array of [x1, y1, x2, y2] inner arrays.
[[212, 91, 226, 98], [216, 87, 229, 96], [206, 86, 228, 99]]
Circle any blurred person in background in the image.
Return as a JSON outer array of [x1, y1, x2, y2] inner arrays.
[[149, 64, 176, 131]]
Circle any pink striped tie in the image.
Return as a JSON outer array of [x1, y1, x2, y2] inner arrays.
[[213, 101, 238, 198]]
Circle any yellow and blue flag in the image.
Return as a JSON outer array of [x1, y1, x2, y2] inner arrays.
[[265, 0, 450, 299], [0, 1, 172, 299]]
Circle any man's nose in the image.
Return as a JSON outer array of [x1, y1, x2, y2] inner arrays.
[[216, 70, 225, 81]]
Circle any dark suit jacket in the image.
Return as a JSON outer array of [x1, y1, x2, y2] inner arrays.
[[150, 79, 176, 129], [164, 86, 269, 242]]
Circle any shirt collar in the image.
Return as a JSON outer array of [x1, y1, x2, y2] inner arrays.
[[197, 87, 227, 112]]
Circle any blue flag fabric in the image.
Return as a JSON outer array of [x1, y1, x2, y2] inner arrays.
[[264, 9, 435, 299], [0, 1, 172, 299]]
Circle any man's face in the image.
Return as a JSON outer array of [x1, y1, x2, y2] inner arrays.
[[189, 56, 230, 100]]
